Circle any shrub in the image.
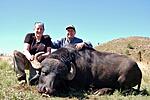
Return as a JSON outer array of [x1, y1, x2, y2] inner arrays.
[[127, 44, 134, 49]]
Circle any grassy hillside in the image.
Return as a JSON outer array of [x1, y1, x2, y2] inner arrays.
[[95, 36, 150, 64]]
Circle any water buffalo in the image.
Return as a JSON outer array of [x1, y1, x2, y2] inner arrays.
[[37, 46, 142, 95]]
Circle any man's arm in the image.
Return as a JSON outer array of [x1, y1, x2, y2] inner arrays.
[[75, 42, 93, 49], [51, 38, 64, 49], [23, 43, 34, 61], [73, 37, 93, 49]]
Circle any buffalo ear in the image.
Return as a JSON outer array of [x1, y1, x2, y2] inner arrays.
[[66, 62, 76, 80]]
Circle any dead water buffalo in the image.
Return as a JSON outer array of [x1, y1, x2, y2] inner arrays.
[[37, 46, 142, 95]]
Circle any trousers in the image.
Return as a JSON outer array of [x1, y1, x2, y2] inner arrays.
[[13, 50, 41, 85]]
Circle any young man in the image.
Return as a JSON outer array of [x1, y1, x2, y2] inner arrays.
[[51, 25, 92, 49], [13, 22, 52, 85]]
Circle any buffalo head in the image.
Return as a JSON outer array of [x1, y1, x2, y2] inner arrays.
[[37, 58, 76, 95]]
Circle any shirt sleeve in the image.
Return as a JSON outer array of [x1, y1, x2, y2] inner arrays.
[[24, 33, 33, 44], [44, 35, 52, 47], [51, 38, 64, 49], [73, 37, 83, 45]]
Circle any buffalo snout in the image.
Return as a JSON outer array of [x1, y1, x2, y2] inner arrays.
[[37, 72, 57, 95], [37, 84, 56, 95]]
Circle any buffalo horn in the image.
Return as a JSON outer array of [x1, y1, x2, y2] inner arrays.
[[31, 52, 45, 69], [34, 52, 45, 61], [66, 62, 76, 80]]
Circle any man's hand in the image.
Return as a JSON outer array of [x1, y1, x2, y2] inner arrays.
[[30, 55, 35, 61], [75, 42, 85, 50]]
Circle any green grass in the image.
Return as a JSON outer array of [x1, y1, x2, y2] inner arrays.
[[0, 60, 150, 100]]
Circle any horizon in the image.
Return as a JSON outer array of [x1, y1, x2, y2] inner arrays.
[[0, 35, 149, 54], [0, 0, 150, 54]]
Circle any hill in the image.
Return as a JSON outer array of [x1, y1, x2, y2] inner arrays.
[[95, 36, 150, 64]]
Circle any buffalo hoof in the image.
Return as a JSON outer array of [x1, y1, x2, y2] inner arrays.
[[93, 88, 114, 95]]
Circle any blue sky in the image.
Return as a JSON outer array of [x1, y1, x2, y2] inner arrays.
[[0, 0, 150, 53]]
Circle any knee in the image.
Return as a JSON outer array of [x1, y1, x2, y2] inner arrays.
[[13, 50, 22, 57], [13, 50, 19, 56]]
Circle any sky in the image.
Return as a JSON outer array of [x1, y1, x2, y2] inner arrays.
[[0, 0, 150, 54]]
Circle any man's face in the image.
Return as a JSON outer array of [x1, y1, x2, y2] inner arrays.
[[34, 24, 44, 37], [66, 29, 75, 39]]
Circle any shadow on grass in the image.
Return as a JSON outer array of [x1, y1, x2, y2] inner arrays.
[[119, 88, 149, 96], [12, 84, 150, 99], [53, 87, 150, 99], [12, 85, 89, 99], [52, 88, 90, 100]]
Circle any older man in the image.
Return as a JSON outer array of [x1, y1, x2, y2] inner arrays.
[[51, 25, 92, 49]]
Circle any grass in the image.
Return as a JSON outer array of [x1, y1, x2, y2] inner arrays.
[[0, 60, 150, 100], [1, 36, 150, 99]]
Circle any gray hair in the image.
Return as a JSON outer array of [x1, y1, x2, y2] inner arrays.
[[34, 22, 45, 30]]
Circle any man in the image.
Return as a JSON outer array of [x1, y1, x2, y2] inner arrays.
[[13, 22, 52, 85], [51, 25, 92, 49]]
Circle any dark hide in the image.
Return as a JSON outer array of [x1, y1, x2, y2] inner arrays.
[[37, 46, 142, 95]]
